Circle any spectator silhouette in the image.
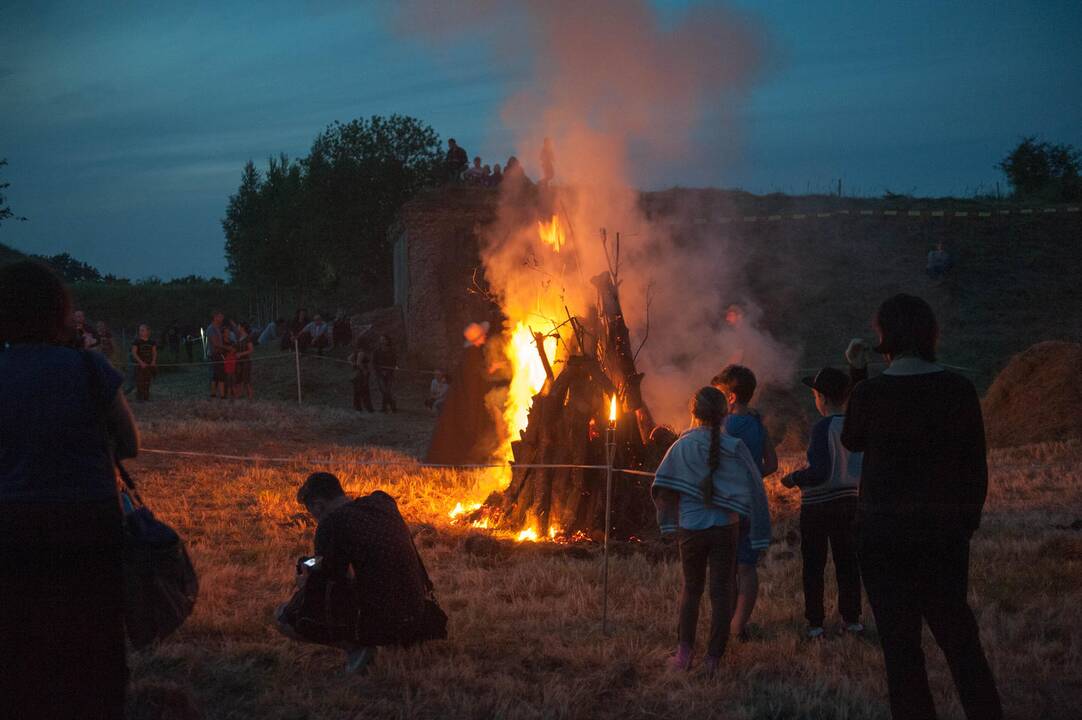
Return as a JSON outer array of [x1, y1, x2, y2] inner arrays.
[[446, 139, 468, 181], [0, 261, 139, 717]]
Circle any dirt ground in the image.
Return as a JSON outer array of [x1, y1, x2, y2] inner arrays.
[[117, 351, 1082, 719]]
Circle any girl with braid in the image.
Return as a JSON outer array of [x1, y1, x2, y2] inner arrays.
[[651, 386, 771, 674]]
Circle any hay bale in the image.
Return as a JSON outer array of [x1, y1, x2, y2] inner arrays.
[[982, 341, 1082, 447]]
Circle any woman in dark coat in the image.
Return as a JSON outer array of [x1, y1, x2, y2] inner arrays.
[[842, 294, 1002, 720], [0, 261, 140, 719]]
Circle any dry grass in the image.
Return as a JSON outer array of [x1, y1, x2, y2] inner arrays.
[[123, 377, 1082, 719]]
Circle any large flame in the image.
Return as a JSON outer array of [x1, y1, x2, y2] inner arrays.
[[537, 214, 566, 253]]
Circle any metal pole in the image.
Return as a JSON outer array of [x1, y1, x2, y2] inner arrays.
[[602, 425, 615, 635], [294, 338, 303, 405]]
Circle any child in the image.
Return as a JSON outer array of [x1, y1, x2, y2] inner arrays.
[[222, 337, 238, 399], [426, 371, 451, 415], [130, 324, 157, 402], [652, 387, 770, 674], [711, 365, 777, 641], [782, 366, 864, 639], [234, 322, 254, 399]]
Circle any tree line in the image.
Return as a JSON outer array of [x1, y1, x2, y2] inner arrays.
[[222, 115, 445, 310]]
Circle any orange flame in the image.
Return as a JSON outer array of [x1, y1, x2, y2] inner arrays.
[[516, 526, 540, 542], [609, 394, 618, 423], [537, 215, 565, 253]]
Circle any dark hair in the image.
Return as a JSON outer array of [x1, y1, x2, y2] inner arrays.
[[874, 294, 939, 362], [711, 364, 757, 405], [296, 472, 344, 506], [0, 261, 72, 345], [690, 386, 728, 504]]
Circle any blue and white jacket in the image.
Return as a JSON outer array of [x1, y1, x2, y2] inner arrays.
[[789, 414, 862, 505], [651, 428, 771, 550]]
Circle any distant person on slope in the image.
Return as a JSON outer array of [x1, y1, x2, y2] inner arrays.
[[372, 334, 398, 413]]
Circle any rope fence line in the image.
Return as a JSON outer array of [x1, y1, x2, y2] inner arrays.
[[137, 447, 1071, 476]]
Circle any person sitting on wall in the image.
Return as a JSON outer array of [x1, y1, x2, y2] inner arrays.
[[489, 163, 503, 187], [276, 473, 447, 674], [464, 156, 484, 184], [299, 315, 332, 355]]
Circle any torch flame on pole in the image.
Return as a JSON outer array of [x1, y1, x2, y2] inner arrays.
[[609, 394, 618, 427]]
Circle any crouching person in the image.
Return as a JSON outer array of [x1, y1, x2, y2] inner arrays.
[[276, 472, 447, 673], [651, 387, 771, 675]]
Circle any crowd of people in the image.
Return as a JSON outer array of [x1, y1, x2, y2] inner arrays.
[[645, 292, 1001, 719], [445, 138, 536, 188], [0, 256, 1001, 720]]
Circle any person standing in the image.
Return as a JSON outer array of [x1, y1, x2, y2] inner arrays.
[[372, 334, 397, 413], [131, 323, 158, 402], [842, 294, 1002, 720], [95, 320, 115, 365], [781, 367, 864, 639], [0, 261, 139, 718], [349, 342, 374, 413], [651, 387, 770, 675], [206, 311, 226, 399], [711, 365, 778, 642], [163, 322, 181, 361], [234, 322, 254, 400]]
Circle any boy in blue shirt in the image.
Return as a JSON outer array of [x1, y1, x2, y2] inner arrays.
[[711, 365, 777, 641], [782, 366, 864, 638]]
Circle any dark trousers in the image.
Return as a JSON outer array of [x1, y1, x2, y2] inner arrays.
[[860, 530, 1002, 720], [353, 372, 374, 412], [376, 370, 396, 412], [0, 500, 128, 719], [800, 497, 861, 626], [677, 523, 739, 657], [135, 365, 154, 401]]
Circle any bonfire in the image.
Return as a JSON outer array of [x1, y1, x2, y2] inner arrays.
[[453, 196, 657, 542]]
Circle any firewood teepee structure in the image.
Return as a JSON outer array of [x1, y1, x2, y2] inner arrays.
[[483, 245, 656, 541]]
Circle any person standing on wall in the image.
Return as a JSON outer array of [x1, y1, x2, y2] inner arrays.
[[842, 294, 1002, 720]]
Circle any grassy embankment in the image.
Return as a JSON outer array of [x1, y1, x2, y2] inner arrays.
[[122, 349, 1082, 719]]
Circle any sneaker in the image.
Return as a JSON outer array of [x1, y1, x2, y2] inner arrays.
[[668, 642, 693, 671], [345, 645, 378, 674], [844, 622, 865, 635], [806, 626, 825, 640]]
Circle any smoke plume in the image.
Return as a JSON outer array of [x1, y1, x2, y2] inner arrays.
[[397, 0, 795, 427]]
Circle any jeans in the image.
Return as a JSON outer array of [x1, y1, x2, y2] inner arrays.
[[800, 497, 861, 626], [860, 529, 1002, 720], [677, 523, 739, 657]]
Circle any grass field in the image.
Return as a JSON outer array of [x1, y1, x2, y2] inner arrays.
[[121, 348, 1082, 719]]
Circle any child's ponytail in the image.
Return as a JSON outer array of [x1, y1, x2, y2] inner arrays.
[[691, 386, 729, 505]]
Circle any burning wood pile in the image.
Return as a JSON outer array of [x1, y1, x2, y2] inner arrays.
[[453, 207, 658, 542]]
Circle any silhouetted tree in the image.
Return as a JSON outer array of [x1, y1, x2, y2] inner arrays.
[[33, 252, 103, 283], [0, 158, 28, 227], [223, 115, 442, 307], [999, 137, 1081, 202]]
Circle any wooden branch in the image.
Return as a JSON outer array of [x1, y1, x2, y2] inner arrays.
[[531, 326, 556, 385], [633, 281, 654, 363]]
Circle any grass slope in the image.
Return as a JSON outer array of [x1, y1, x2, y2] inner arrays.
[[121, 352, 1082, 719]]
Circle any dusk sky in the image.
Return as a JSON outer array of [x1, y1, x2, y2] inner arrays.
[[2, 0, 1079, 280]]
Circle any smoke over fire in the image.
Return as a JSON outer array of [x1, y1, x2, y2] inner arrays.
[[398, 0, 794, 429]]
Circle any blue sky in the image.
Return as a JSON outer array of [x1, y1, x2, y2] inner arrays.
[[1, 1, 1079, 279]]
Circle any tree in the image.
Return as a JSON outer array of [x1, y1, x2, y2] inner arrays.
[[222, 115, 443, 307], [0, 158, 28, 227], [999, 137, 1082, 202], [33, 252, 103, 283]]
